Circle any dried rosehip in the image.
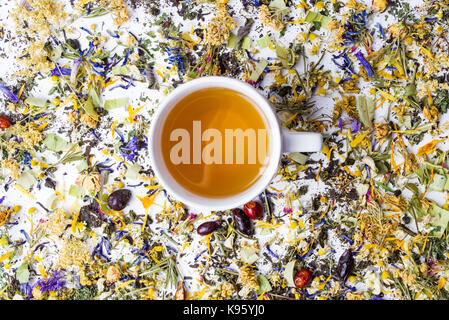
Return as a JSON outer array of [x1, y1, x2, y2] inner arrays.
[[0, 115, 11, 130], [197, 221, 219, 235], [294, 268, 312, 288], [232, 208, 254, 236], [243, 201, 263, 220], [107, 189, 132, 211]]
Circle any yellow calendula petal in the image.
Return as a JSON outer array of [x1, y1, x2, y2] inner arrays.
[[438, 277, 447, 291], [0, 251, 14, 262], [350, 132, 368, 148], [127, 104, 146, 123], [287, 19, 305, 24], [377, 89, 397, 102], [138, 192, 159, 210], [257, 292, 266, 300], [392, 59, 404, 76], [38, 264, 48, 278], [14, 185, 36, 200], [281, 113, 299, 128], [71, 209, 80, 233], [256, 221, 283, 229], [0, 286, 10, 300], [105, 77, 119, 88], [316, 164, 322, 181], [111, 120, 118, 138], [138, 191, 159, 232], [419, 45, 434, 60], [427, 87, 433, 106], [182, 242, 190, 252], [326, 147, 335, 160], [152, 245, 163, 252], [115, 280, 135, 293], [145, 184, 160, 190], [344, 166, 361, 177], [26, 215, 33, 235], [417, 140, 443, 157]]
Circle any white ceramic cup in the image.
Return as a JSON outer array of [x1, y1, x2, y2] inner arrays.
[[148, 76, 322, 211]]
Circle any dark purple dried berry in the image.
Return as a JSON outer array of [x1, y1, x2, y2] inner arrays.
[[107, 189, 132, 211], [232, 208, 254, 236], [197, 221, 219, 235], [44, 178, 56, 189], [336, 249, 355, 282]]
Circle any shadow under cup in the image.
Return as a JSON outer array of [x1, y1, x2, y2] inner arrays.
[[149, 78, 282, 211]]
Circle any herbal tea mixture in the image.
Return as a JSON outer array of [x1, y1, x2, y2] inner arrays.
[[1, 0, 449, 300]]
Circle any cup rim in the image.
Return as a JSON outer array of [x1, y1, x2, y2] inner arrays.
[[148, 76, 282, 211]]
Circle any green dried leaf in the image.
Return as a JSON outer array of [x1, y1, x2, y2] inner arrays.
[[430, 204, 449, 238], [415, 166, 430, 185], [83, 95, 99, 119], [356, 96, 375, 128], [126, 163, 142, 180], [275, 43, 295, 68], [256, 274, 272, 295], [269, 0, 289, 17], [17, 170, 38, 190], [289, 152, 308, 165], [410, 196, 427, 218], [375, 181, 394, 193], [257, 35, 272, 49], [111, 65, 131, 76], [25, 97, 47, 107], [104, 98, 128, 110], [250, 58, 268, 82], [50, 46, 63, 61], [240, 37, 252, 50], [283, 260, 296, 287], [69, 184, 85, 198], [398, 115, 412, 129], [304, 11, 332, 29], [226, 33, 238, 49], [43, 134, 75, 152], [429, 174, 446, 192], [240, 246, 259, 264], [16, 262, 30, 284], [405, 183, 419, 195], [76, 159, 89, 172], [89, 88, 101, 108], [54, 151, 84, 166]]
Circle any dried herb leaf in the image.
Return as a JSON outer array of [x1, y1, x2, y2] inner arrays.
[[356, 96, 375, 128]]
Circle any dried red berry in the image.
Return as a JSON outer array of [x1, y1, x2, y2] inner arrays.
[[0, 115, 11, 130], [243, 201, 263, 220], [294, 268, 312, 288]]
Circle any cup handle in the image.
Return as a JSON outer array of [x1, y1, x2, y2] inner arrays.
[[281, 128, 323, 153]]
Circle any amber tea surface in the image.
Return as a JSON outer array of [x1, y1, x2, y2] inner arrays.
[[161, 87, 270, 198]]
